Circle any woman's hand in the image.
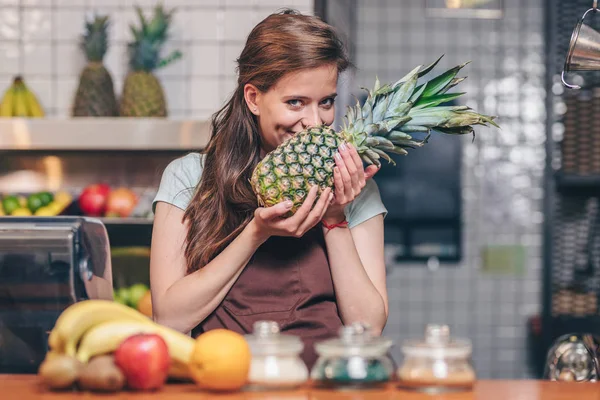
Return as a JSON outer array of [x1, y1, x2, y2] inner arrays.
[[251, 185, 333, 242], [323, 142, 379, 224]]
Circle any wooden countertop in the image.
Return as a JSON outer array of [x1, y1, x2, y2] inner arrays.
[[1, 375, 600, 399]]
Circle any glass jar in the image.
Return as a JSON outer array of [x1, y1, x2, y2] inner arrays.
[[397, 324, 476, 393], [310, 322, 395, 390], [244, 321, 309, 390]]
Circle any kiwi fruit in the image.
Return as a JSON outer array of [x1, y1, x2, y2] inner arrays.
[[38, 354, 82, 390], [78, 355, 125, 392]]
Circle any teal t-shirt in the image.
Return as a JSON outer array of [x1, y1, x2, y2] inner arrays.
[[153, 153, 387, 229]]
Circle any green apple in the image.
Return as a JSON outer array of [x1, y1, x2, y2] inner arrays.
[[128, 283, 149, 309]]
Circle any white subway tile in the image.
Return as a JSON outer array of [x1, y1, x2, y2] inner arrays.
[[54, 0, 87, 6], [103, 43, 126, 80], [190, 77, 220, 111], [191, 44, 220, 77], [0, 7, 20, 41], [56, 43, 86, 77], [23, 43, 53, 76], [55, 78, 79, 112], [22, 9, 52, 42], [0, 42, 20, 75], [161, 78, 188, 114], [189, 9, 224, 41], [54, 9, 87, 41], [25, 78, 52, 113], [224, 9, 259, 41]]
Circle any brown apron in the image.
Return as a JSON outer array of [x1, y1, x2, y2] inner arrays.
[[192, 226, 343, 369]]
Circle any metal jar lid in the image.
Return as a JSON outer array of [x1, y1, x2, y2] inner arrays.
[[244, 321, 304, 356], [401, 324, 472, 359], [314, 322, 394, 358]]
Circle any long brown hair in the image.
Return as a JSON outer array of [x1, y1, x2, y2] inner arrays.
[[183, 9, 350, 273]]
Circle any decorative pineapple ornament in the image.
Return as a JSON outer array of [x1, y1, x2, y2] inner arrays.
[[119, 5, 182, 117], [251, 56, 500, 214], [72, 14, 119, 117]]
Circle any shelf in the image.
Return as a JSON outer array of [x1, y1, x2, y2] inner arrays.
[[555, 173, 600, 194], [0, 118, 211, 151]]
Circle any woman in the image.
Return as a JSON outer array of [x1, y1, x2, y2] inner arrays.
[[150, 9, 388, 368]]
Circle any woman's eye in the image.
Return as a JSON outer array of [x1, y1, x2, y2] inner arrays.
[[287, 99, 303, 108], [321, 97, 335, 108]]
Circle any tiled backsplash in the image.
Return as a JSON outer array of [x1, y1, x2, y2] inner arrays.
[[353, 0, 545, 379], [0, 0, 313, 118]]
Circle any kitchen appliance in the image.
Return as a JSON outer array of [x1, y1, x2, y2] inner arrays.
[[0, 217, 113, 373], [544, 333, 600, 381], [562, 0, 600, 89]]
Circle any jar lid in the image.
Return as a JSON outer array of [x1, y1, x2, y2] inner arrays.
[[244, 321, 304, 356], [314, 322, 393, 358], [401, 324, 472, 359]]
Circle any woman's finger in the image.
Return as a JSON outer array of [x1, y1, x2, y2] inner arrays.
[[298, 187, 332, 233], [347, 143, 366, 188], [335, 151, 354, 200], [365, 164, 380, 180], [333, 166, 345, 203], [339, 144, 359, 190]]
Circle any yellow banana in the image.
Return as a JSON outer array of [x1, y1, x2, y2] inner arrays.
[[0, 87, 14, 117], [48, 299, 153, 355], [23, 87, 44, 117], [75, 319, 194, 367], [12, 87, 29, 117]]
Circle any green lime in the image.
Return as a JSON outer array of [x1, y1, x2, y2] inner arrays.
[[37, 192, 54, 207], [27, 194, 43, 213], [128, 283, 149, 309], [2, 195, 20, 215], [116, 287, 132, 307]]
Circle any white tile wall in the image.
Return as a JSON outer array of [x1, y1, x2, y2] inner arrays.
[[354, 0, 545, 379], [0, 0, 314, 117]]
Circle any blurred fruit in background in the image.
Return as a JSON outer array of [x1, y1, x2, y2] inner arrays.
[[78, 183, 111, 217], [72, 14, 119, 117], [0, 191, 72, 216], [114, 283, 152, 317], [0, 76, 45, 118], [105, 188, 138, 218]]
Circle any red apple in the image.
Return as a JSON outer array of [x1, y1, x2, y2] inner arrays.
[[114, 333, 170, 391], [78, 184, 111, 216], [105, 188, 138, 218]]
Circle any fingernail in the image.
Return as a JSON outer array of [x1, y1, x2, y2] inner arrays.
[[334, 167, 339, 173], [335, 153, 342, 161], [340, 143, 347, 152], [284, 201, 293, 208]]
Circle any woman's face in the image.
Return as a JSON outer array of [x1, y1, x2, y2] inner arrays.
[[245, 64, 338, 155]]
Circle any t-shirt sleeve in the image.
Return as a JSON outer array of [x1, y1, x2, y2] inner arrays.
[[344, 179, 388, 229], [152, 153, 204, 213]]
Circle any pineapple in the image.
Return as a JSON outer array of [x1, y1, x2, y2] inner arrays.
[[251, 56, 499, 213], [72, 14, 118, 117], [120, 5, 182, 117]]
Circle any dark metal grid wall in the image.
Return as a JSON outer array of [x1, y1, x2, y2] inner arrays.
[[545, 0, 600, 335], [355, 0, 545, 379], [540, 3, 600, 374]]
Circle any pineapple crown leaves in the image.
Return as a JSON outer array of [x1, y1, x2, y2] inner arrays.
[[127, 4, 182, 72], [81, 14, 110, 63], [342, 55, 499, 167]]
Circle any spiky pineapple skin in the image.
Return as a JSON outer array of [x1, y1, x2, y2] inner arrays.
[[251, 126, 347, 213], [73, 62, 118, 117], [119, 71, 167, 117]]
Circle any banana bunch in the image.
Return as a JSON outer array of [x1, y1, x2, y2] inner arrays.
[[47, 299, 194, 380], [0, 76, 45, 117]]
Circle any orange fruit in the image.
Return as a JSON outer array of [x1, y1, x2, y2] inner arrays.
[[189, 329, 251, 391], [137, 290, 153, 318]]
